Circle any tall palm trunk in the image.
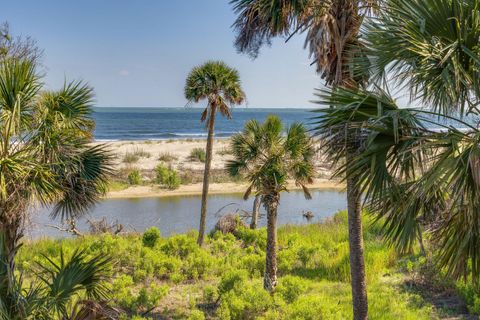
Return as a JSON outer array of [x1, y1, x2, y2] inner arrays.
[[198, 105, 217, 246], [346, 155, 368, 320], [263, 193, 279, 292], [250, 195, 261, 229], [0, 211, 22, 297]]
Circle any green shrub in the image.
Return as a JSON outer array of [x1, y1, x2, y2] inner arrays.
[[127, 169, 142, 185], [155, 164, 181, 189], [161, 234, 198, 258], [112, 274, 168, 314], [142, 227, 161, 248], [164, 170, 181, 189], [189, 147, 206, 162], [17, 211, 440, 319], [155, 164, 170, 183], [276, 276, 307, 303], [202, 285, 218, 304], [217, 277, 273, 320], [188, 309, 206, 320], [218, 269, 248, 296], [183, 249, 216, 280], [235, 227, 267, 250], [134, 283, 169, 313]]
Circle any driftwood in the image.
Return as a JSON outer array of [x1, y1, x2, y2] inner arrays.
[[87, 217, 124, 235], [46, 217, 124, 237], [45, 219, 84, 236], [214, 213, 247, 235]]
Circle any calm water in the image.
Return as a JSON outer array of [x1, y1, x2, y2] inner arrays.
[[93, 107, 315, 141], [28, 190, 346, 239]]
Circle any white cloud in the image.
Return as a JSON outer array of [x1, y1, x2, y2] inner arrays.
[[118, 69, 130, 76]]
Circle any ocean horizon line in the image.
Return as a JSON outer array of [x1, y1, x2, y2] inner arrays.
[[93, 105, 317, 110]]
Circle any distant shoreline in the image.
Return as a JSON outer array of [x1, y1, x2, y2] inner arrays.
[[98, 138, 340, 199], [105, 179, 345, 199]]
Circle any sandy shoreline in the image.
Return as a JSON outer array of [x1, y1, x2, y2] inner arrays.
[[105, 179, 345, 199], [97, 139, 340, 199]]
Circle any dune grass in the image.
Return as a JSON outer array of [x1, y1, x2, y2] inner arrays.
[[18, 212, 444, 319]]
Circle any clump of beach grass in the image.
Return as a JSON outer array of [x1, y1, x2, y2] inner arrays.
[[189, 147, 206, 162], [122, 147, 151, 163], [158, 152, 178, 163]]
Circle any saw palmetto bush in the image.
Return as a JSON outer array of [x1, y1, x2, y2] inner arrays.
[[0, 232, 115, 320], [0, 57, 113, 304]]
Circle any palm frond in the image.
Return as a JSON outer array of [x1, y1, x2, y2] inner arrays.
[[363, 0, 480, 115]]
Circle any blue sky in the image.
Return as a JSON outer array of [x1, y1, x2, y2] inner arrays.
[[2, 1, 321, 108]]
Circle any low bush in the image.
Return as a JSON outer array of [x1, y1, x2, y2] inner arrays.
[[155, 164, 181, 189], [127, 169, 142, 185], [142, 226, 161, 248], [17, 212, 444, 319]]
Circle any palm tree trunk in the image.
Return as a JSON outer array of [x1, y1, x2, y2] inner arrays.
[[263, 193, 279, 292], [0, 215, 22, 297], [198, 106, 217, 246], [346, 173, 368, 320], [250, 195, 261, 229]]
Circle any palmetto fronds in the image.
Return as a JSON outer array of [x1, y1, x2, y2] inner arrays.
[[36, 249, 112, 317], [228, 115, 315, 291], [227, 115, 315, 199], [0, 232, 115, 319], [364, 0, 480, 115], [0, 56, 113, 303], [314, 84, 480, 282], [185, 61, 245, 126], [185, 61, 245, 246], [230, 0, 378, 86]]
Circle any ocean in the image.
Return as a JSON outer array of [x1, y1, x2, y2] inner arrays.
[[92, 107, 315, 141], [92, 106, 477, 141]]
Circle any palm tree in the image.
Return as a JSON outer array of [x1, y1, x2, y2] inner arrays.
[[230, 1, 378, 317], [361, 0, 480, 282], [0, 233, 116, 319], [185, 61, 245, 246], [0, 58, 112, 296], [317, 0, 480, 285], [227, 115, 315, 292]]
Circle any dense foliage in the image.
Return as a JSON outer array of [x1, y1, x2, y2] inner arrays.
[[18, 212, 449, 319]]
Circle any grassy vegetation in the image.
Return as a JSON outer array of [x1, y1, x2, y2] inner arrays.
[[18, 212, 447, 319], [107, 180, 129, 192], [128, 169, 142, 185], [123, 148, 152, 163], [155, 164, 181, 189], [158, 151, 178, 162], [190, 147, 206, 162]]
